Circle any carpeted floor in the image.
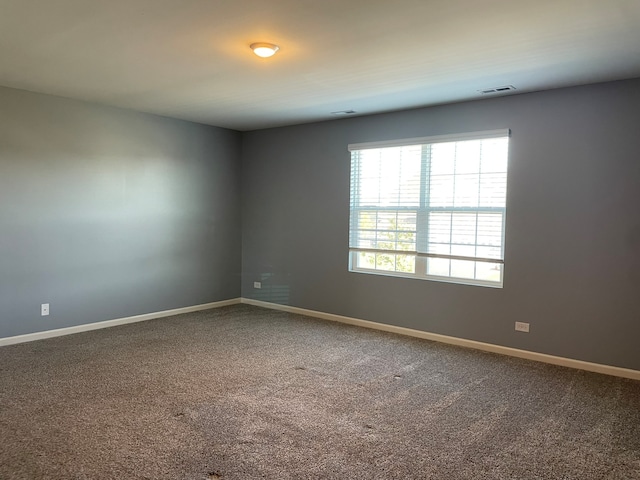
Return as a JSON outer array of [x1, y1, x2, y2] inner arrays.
[[1, 304, 639, 479]]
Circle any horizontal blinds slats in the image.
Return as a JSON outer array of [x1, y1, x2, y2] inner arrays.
[[350, 146, 422, 207], [350, 210, 504, 258], [348, 128, 510, 152]]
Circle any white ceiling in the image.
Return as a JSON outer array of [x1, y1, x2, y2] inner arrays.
[[1, 0, 639, 131]]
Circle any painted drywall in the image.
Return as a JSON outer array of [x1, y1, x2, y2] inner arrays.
[[241, 78, 640, 371], [0, 86, 241, 338]]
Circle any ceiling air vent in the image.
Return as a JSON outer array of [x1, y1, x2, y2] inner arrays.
[[331, 110, 357, 115], [479, 85, 516, 94]]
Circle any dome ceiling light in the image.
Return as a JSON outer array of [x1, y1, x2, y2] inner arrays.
[[250, 43, 280, 58]]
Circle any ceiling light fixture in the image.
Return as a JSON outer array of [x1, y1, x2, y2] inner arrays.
[[250, 43, 280, 58]]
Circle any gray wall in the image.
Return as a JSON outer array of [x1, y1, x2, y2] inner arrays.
[[241, 78, 640, 371], [3, 78, 639, 371], [0, 86, 241, 338]]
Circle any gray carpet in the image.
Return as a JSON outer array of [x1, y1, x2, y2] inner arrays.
[[1, 304, 639, 479]]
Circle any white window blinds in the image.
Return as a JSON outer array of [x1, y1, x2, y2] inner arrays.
[[348, 129, 509, 287]]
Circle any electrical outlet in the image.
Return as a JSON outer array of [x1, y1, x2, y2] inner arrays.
[[515, 321, 529, 333], [41, 303, 50, 316], [253, 282, 261, 289]]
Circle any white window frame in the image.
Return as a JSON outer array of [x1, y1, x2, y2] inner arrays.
[[348, 129, 510, 288]]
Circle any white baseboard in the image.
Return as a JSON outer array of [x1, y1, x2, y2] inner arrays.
[[241, 298, 640, 381], [0, 298, 241, 347], [4, 296, 638, 381]]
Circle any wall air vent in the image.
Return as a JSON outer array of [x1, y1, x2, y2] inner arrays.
[[479, 85, 516, 94]]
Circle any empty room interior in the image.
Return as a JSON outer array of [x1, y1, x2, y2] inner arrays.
[[1, 1, 640, 479]]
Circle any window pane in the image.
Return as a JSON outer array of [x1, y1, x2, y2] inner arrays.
[[475, 262, 502, 282], [375, 253, 396, 271], [356, 147, 421, 207], [427, 258, 450, 276], [454, 140, 481, 174], [480, 138, 509, 173], [476, 246, 502, 260], [477, 214, 503, 247], [367, 211, 418, 251], [453, 174, 480, 207], [358, 211, 376, 229], [357, 252, 376, 269], [451, 244, 475, 257], [397, 212, 417, 231], [376, 231, 396, 250], [429, 174, 454, 206], [430, 143, 455, 175], [428, 243, 451, 255], [376, 211, 396, 230], [397, 232, 416, 251], [428, 212, 450, 243], [395, 255, 416, 273], [479, 173, 507, 206], [451, 259, 475, 279], [356, 231, 376, 248], [451, 213, 477, 245]]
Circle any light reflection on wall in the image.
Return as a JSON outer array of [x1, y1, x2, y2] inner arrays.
[[250, 271, 290, 305]]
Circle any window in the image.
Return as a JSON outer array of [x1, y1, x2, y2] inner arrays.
[[348, 129, 509, 287]]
